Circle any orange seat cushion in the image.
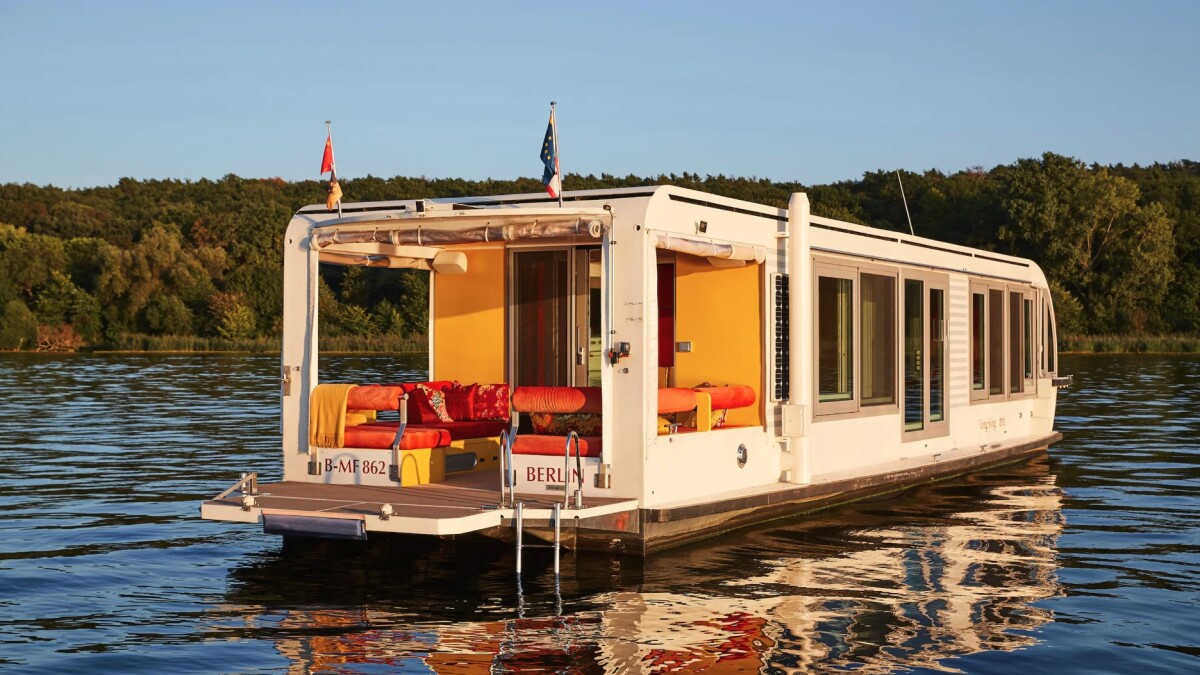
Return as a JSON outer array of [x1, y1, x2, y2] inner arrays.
[[511, 386, 603, 414], [657, 388, 698, 414], [342, 424, 451, 449], [512, 434, 603, 458], [415, 420, 510, 441]]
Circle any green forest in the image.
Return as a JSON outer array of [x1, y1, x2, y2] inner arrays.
[[0, 152, 1196, 352]]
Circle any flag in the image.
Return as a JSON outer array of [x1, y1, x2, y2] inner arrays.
[[539, 108, 561, 198], [326, 172, 343, 210], [321, 133, 334, 175]]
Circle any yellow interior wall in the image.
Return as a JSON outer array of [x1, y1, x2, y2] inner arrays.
[[672, 256, 763, 426], [433, 246, 506, 384]]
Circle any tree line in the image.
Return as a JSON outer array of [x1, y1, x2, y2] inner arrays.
[[0, 152, 1195, 351]]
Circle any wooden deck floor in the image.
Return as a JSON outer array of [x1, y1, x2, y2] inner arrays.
[[205, 470, 632, 522]]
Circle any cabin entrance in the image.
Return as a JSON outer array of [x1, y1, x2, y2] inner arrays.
[[511, 248, 602, 387]]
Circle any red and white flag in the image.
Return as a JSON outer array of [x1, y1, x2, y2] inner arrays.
[[320, 133, 334, 175]]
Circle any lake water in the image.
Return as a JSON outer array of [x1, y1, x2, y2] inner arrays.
[[0, 353, 1196, 673]]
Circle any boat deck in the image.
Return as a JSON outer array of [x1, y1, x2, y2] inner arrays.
[[201, 470, 639, 537]]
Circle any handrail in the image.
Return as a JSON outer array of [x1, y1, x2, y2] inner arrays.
[[499, 426, 516, 507], [388, 393, 410, 483], [564, 431, 584, 509]]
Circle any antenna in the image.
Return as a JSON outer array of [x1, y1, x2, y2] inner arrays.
[[896, 171, 914, 236]]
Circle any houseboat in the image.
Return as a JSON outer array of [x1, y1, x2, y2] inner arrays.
[[201, 185, 1068, 555]]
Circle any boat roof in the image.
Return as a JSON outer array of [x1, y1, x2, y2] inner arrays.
[[294, 184, 1041, 273]]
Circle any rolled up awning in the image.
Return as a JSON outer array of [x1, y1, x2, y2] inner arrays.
[[654, 234, 766, 264], [310, 209, 610, 250]]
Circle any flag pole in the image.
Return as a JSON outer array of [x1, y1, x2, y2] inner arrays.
[[326, 120, 342, 218], [551, 101, 562, 207]]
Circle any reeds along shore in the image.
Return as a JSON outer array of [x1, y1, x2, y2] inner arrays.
[[1059, 334, 1200, 354]]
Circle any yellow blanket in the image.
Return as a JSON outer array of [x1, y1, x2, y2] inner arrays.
[[309, 383, 358, 448]]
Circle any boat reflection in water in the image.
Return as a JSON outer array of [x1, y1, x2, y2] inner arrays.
[[223, 457, 1062, 673]]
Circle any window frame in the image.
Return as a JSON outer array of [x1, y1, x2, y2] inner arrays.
[[901, 268, 950, 441], [970, 279, 1039, 405], [812, 258, 900, 419]]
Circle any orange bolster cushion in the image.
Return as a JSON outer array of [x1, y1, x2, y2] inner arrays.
[[346, 382, 455, 411], [346, 385, 409, 411], [695, 385, 756, 410], [512, 434, 603, 458], [657, 388, 698, 414], [511, 386, 602, 414]]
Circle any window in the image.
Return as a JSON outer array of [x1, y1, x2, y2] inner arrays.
[[904, 279, 924, 431], [1023, 296, 1035, 391], [972, 280, 1037, 403], [817, 275, 854, 405], [904, 273, 949, 438], [1045, 299, 1057, 374], [971, 291, 986, 398], [814, 261, 897, 417], [988, 288, 1005, 396], [861, 274, 896, 406], [929, 288, 945, 423], [1009, 291, 1023, 394]]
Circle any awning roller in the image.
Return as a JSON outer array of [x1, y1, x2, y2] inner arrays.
[[311, 213, 609, 250], [655, 234, 766, 264]]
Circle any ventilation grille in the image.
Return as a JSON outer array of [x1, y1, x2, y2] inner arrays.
[[774, 274, 789, 401]]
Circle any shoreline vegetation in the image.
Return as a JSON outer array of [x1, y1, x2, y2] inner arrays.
[[1059, 334, 1200, 354], [4, 334, 1197, 356], [2, 153, 1198, 354]]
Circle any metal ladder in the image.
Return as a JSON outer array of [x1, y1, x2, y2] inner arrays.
[[513, 501, 564, 576], [510, 431, 586, 577]]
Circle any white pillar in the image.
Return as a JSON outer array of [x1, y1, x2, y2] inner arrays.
[[786, 193, 813, 484]]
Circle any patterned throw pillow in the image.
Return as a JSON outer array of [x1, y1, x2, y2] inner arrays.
[[444, 382, 477, 421], [472, 383, 510, 421], [411, 383, 453, 423], [530, 412, 602, 436]]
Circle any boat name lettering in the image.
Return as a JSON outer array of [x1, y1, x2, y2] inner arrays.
[[323, 458, 389, 475], [527, 467, 583, 483], [979, 417, 1007, 432]]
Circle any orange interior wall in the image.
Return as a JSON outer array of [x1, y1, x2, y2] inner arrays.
[[432, 246, 506, 384], [671, 256, 763, 426]]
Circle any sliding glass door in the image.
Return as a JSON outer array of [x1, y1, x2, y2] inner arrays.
[[512, 248, 601, 388]]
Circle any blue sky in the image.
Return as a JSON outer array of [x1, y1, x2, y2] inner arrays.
[[1, 0, 1197, 188]]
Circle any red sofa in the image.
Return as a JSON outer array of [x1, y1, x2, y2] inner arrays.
[[340, 381, 511, 450]]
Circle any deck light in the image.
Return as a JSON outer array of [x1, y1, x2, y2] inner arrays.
[[241, 494, 257, 511], [380, 503, 394, 520]]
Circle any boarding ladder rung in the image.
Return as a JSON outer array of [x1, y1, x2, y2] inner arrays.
[[513, 502, 563, 577]]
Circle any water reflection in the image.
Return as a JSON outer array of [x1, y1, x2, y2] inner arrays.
[[223, 457, 1062, 673]]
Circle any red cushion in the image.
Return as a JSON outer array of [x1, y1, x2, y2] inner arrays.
[[346, 385, 408, 411], [444, 382, 477, 421], [511, 386, 602, 414], [472, 383, 510, 421], [512, 434, 602, 457], [418, 384, 454, 423], [416, 420, 510, 441], [695, 385, 756, 410], [657, 388, 698, 414], [342, 424, 451, 449], [405, 386, 436, 424]]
